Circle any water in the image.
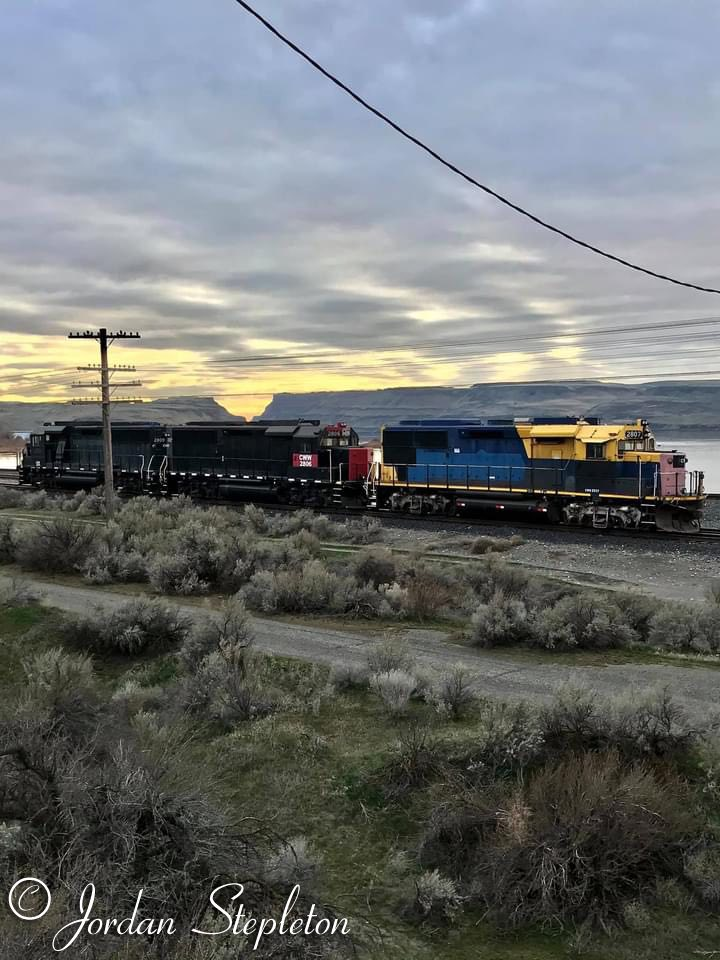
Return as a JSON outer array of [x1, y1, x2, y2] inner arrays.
[[658, 439, 720, 495]]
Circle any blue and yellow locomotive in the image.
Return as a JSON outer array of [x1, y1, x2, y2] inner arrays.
[[376, 417, 705, 531]]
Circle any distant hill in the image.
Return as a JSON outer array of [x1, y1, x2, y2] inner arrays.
[[260, 380, 720, 439], [0, 397, 240, 433]]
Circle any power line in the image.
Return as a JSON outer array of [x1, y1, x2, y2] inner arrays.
[[231, 0, 720, 296], [206, 315, 720, 366]]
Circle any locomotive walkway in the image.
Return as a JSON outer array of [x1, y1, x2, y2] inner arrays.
[[6, 575, 720, 724]]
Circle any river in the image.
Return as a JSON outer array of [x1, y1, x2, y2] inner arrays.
[[657, 439, 720, 495]]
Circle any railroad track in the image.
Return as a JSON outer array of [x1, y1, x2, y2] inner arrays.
[[2, 482, 719, 542]]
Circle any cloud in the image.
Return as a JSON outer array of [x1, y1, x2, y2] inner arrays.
[[1, 0, 720, 416]]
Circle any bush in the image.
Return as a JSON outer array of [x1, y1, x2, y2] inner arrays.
[[14, 517, 99, 573], [371, 669, 417, 717], [684, 845, 720, 908], [402, 564, 456, 621], [648, 602, 720, 653], [353, 546, 398, 587], [330, 663, 370, 692], [469, 591, 532, 647], [539, 686, 698, 764], [420, 750, 700, 929], [465, 557, 534, 602], [178, 651, 274, 726], [0, 518, 15, 564], [451, 700, 546, 782], [376, 724, 445, 801], [22, 647, 100, 738], [706, 580, 720, 605], [366, 637, 412, 674], [0, 578, 35, 608], [408, 869, 463, 925], [262, 836, 321, 892], [58, 598, 192, 656], [146, 552, 210, 595], [470, 534, 524, 556], [243, 560, 349, 615], [178, 596, 253, 672], [433, 665, 476, 720], [534, 593, 637, 650]]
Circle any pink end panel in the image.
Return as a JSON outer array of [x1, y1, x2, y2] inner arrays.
[[658, 454, 685, 497]]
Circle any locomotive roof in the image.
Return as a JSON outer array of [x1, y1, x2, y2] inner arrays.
[[392, 417, 601, 427]]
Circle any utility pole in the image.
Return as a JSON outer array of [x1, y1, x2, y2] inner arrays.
[[68, 328, 142, 519]]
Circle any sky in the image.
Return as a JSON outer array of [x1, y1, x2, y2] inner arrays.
[[2, 0, 720, 418]]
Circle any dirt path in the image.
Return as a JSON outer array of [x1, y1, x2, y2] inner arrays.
[[6, 575, 720, 723]]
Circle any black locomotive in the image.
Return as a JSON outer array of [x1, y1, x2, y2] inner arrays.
[[21, 419, 371, 506]]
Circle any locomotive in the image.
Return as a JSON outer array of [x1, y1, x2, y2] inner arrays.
[[21, 419, 373, 507], [377, 416, 705, 531], [20, 414, 705, 531]]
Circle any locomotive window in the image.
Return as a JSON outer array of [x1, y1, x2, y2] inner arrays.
[[586, 443, 606, 460]]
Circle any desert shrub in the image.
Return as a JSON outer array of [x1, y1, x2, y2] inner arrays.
[[534, 593, 637, 650], [648, 601, 720, 653], [14, 517, 100, 573], [684, 845, 720, 908], [371, 669, 417, 716], [146, 552, 209, 595], [469, 591, 533, 647], [470, 534, 524, 556], [330, 663, 370, 692], [243, 560, 352, 615], [262, 836, 321, 892], [242, 502, 269, 534], [419, 750, 700, 929], [0, 486, 22, 509], [57, 598, 191, 656], [407, 869, 463, 925], [706, 580, 720, 605], [612, 592, 660, 642], [0, 518, 15, 564], [111, 679, 165, 716], [386, 724, 446, 796], [366, 637, 412, 674], [178, 651, 274, 727], [178, 596, 253, 672], [82, 540, 148, 585], [450, 700, 546, 782], [337, 516, 384, 544], [353, 545, 398, 587], [432, 665, 476, 720], [402, 564, 456, 621], [22, 647, 100, 739], [340, 580, 396, 619], [0, 578, 35, 608], [539, 686, 698, 763]]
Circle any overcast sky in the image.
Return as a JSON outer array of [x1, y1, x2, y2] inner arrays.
[[2, 0, 720, 415]]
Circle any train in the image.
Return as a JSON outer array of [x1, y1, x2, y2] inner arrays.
[[19, 414, 706, 532]]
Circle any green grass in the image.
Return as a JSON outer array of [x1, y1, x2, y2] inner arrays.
[[0, 602, 52, 689], [2, 598, 720, 960]]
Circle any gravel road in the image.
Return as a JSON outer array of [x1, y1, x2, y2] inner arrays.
[[8, 575, 720, 724]]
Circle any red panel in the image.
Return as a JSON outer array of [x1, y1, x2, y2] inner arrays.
[[347, 447, 373, 481]]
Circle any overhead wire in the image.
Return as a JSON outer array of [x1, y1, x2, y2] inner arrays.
[[231, 0, 720, 295]]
